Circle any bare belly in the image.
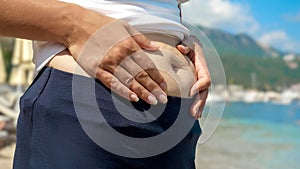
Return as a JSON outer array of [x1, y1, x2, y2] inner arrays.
[[47, 40, 196, 98]]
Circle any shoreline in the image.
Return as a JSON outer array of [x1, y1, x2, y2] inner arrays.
[[207, 84, 300, 105]]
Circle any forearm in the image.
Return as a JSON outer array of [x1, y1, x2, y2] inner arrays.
[[1, 0, 170, 105], [0, 0, 97, 46]]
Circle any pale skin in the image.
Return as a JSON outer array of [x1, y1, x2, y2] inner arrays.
[[0, 0, 210, 118]]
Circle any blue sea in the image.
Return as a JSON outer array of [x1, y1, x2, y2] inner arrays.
[[196, 102, 300, 169]]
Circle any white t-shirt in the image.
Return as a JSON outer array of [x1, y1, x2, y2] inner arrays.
[[33, 0, 190, 71]]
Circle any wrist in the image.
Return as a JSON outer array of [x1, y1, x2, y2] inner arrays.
[[63, 4, 115, 50], [60, 3, 86, 48]]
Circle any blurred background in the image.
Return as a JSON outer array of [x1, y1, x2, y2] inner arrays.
[[181, 0, 300, 169], [0, 0, 300, 169]]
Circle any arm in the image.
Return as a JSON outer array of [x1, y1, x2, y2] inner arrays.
[[0, 0, 167, 104], [0, 0, 84, 45]]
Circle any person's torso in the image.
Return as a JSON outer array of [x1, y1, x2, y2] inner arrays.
[[33, 0, 190, 71]]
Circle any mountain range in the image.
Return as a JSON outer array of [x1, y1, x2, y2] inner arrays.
[[196, 25, 299, 59], [196, 25, 300, 90]]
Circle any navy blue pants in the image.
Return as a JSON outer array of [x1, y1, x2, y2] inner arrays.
[[13, 67, 201, 169]]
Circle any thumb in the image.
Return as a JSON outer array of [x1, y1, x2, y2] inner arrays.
[[176, 44, 191, 55], [177, 44, 195, 60]]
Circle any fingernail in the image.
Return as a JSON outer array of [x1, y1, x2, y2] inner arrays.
[[158, 94, 168, 104], [146, 41, 160, 50], [130, 94, 139, 102], [148, 95, 158, 105], [143, 41, 159, 50], [181, 46, 189, 54], [178, 45, 189, 54], [160, 82, 167, 91], [150, 41, 159, 49]]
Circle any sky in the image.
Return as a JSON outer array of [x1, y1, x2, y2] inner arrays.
[[181, 0, 300, 53]]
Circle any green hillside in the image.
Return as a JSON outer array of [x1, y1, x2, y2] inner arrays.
[[197, 25, 283, 58], [196, 25, 300, 90], [221, 55, 300, 90]]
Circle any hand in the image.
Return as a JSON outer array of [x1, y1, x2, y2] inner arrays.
[[0, 1, 167, 104], [177, 36, 211, 119], [66, 14, 168, 105]]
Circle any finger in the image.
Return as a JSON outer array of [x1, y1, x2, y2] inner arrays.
[[177, 45, 196, 62], [100, 55, 122, 74], [176, 45, 191, 55], [190, 89, 209, 119], [134, 70, 168, 104], [189, 76, 211, 97], [198, 89, 209, 118], [95, 68, 139, 102], [190, 94, 201, 118], [189, 56, 211, 96], [194, 42, 207, 65], [177, 39, 211, 98], [129, 79, 159, 105], [114, 63, 159, 104], [119, 56, 143, 77], [131, 50, 167, 91], [120, 56, 168, 103], [115, 38, 165, 92], [98, 37, 166, 104], [99, 37, 138, 74]]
